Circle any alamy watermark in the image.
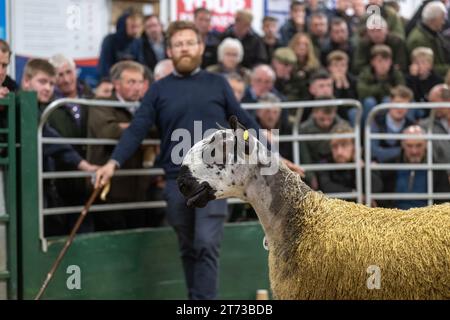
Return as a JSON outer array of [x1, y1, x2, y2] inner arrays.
[[366, 265, 381, 290], [66, 5, 82, 31], [366, 5, 384, 30], [171, 121, 280, 175], [66, 265, 81, 290]]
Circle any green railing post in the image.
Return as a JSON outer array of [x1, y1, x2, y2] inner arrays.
[[0, 93, 18, 299], [17, 92, 41, 299]]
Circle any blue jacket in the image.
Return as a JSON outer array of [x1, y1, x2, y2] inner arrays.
[[279, 19, 304, 46], [127, 34, 167, 71], [97, 13, 136, 78], [43, 124, 82, 172]]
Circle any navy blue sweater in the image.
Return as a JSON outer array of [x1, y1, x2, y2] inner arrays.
[[111, 70, 259, 179]]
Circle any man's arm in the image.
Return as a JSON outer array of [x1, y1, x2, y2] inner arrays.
[[0, 87, 9, 99], [89, 106, 128, 139], [370, 122, 401, 162], [43, 124, 97, 172], [98, 35, 115, 79], [43, 124, 83, 169]]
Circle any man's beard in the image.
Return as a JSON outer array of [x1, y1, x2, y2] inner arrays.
[[173, 54, 202, 75]]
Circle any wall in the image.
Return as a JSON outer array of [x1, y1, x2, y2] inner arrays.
[[22, 223, 270, 299]]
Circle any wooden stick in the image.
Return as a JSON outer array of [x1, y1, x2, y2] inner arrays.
[[34, 185, 107, 300]]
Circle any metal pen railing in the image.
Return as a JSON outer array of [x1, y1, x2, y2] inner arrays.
[[37, 98, 362, 251], [38, 99, 140, 252], [243, 99, 363, 202], [364, 102, 450, 207]]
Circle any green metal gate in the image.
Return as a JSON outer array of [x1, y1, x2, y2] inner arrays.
[[0, 93, 18, 299]]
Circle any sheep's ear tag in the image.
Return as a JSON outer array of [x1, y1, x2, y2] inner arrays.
[[243, 130, 249, 141], [243, 130, 250, 155]]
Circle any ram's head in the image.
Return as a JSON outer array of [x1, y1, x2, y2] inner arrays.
[[177, 116, 275, 207]]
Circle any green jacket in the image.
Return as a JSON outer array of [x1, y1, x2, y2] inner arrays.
[[359, 5, 405, 40], [39, 83, 93, 206], [299, 115, 350, 187], [87, 95, 149, 203], [406, 23, 450, 77], [353, 33, 408, 73], [275, 73, 309, 102], [357, 66, 405, 102], [43, 81, 93, 157], [43, 105, 88, 157]]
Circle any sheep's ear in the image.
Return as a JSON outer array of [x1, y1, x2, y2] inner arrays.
[[229, 115, 247, 131], [229, 115, 251, 155], [215, 122, 227, 130]]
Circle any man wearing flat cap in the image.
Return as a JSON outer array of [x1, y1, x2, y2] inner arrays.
[[272, 47, 307, 101]]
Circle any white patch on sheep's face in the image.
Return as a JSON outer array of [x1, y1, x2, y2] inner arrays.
[[181, 128, 276, 199]]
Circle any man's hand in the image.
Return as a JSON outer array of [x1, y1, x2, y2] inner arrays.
[[94, 81, 113, 98], [282, 158, 305, 178], [333, 74, 349, 89], [409, 63, 419, 76], [77, 160, 99, 172], [118, 122, 130, 130], [0, 87, 9, 99], [94, 160, 117, 189]]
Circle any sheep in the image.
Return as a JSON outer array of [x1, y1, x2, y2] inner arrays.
[[177, 117, 450, 300]]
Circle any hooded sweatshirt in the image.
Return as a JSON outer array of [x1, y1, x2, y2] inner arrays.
[[97, 13, 136, 78]]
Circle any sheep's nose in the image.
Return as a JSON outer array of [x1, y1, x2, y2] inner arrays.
[[177, 165, 194, 196], [179, 165, 190, 177], [177, 165, 216, 208]]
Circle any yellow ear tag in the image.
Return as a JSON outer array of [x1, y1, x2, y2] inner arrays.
[[243, 130, 249, 141]]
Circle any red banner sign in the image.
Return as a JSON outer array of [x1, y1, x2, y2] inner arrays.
[[174, 0, 253, 32]]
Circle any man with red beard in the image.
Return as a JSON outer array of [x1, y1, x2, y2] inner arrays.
[[95, 21, 259, 300]]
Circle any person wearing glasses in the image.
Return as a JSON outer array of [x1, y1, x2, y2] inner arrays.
[[88, 60, 151, 231], [94, 21, 259, 300]]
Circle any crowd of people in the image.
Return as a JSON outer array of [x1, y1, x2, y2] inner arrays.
[[1, 0, 450, 236]]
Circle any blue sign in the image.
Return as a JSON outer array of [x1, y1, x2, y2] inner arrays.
[[264, 0, 290, 28], [0, 0, 6, 39]]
